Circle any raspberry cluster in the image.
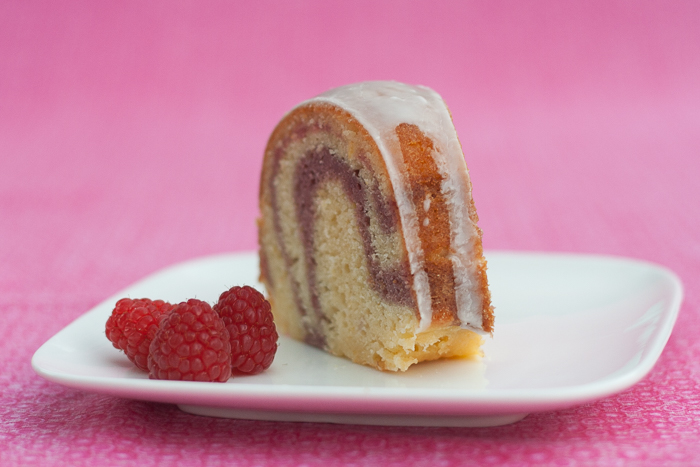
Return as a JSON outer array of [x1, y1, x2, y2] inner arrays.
[[105, 287, 278, 382]]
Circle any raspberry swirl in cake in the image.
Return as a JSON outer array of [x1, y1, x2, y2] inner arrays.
[[258, 81, 493, 371]]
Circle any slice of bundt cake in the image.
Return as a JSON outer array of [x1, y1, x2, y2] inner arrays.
[[258, 81, 494, 371]]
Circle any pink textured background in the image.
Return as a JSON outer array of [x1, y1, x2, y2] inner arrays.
[[2, 1, 699, 465]]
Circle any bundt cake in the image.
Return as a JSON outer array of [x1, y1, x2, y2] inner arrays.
[[258, 81, 493, 371]]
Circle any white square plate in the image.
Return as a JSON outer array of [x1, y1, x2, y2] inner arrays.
[[32, 251, 682, 427]]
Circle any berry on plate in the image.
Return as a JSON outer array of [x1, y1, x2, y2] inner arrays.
[[105, 298, 174, 371], [148, 299, 232, 382], [214, 286, 279, 375]]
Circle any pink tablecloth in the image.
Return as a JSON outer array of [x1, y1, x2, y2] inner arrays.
[[2, 1, 699, 465]]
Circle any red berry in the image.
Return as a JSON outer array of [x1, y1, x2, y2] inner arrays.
[[105, 298, 174, 371], [148, 299, 232, 382], [214, 286, 278, 375]]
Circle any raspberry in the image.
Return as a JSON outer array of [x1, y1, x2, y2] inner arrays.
[[214, 286, 278, 375], [105, 298, 174, 371], [148, 299, 232, 382]]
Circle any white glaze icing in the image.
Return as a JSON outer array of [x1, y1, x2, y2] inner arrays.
[[302, 81, 485, 333]]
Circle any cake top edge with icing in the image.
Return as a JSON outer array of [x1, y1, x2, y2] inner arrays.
[[307, 81, 451, 140]]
